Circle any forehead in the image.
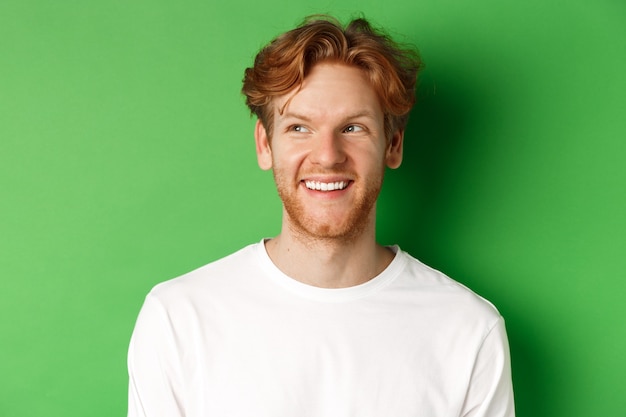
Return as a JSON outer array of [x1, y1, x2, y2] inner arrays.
[[274, 62, 383, 122]]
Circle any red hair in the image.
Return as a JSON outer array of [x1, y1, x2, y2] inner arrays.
[[242, 15, 422, 140]]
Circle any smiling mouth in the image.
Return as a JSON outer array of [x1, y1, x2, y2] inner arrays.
[[304, 180, 349, 191]]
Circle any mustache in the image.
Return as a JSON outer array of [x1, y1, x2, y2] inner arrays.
[[297, 169, 358, 177]]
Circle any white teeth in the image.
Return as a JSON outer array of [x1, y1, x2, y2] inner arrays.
[[305, 181, 348, 191]]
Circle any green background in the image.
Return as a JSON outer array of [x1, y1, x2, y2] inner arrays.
[[1, 0, 624, 416]]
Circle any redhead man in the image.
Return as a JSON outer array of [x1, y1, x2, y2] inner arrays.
[[128, 16, 515, 417]]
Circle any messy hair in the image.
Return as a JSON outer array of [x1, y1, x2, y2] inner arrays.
[[242, 15, 422, 140]]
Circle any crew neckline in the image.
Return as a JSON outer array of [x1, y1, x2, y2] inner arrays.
[[254, 239, 407, 303]]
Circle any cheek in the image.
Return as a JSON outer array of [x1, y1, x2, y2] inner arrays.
[[272, 147, 309, 170], [359, 148, 387, 169]]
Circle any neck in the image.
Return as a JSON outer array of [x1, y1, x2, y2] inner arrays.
[[264, 218, 395, 289]]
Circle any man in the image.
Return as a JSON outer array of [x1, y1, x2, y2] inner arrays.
[[128, 16, 515, 417]]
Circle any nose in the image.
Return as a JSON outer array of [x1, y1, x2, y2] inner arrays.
[[310, 130, 346, 167]]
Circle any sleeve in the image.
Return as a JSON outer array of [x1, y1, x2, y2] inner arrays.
[[460, 316, 516, 417], [127, 293, 186, 417]]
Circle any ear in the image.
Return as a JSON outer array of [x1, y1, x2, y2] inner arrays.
[[385, 129, 404, 169], [254, 119, 273, 170]]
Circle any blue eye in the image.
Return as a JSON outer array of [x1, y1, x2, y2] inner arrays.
[[292, 125, 310, 133], [344, 125, 364, 133]]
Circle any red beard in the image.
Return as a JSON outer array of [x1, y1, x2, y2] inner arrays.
[[272, 167, 384, 243]]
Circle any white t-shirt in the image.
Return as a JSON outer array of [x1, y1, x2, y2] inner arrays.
[[128, 241, 515, 417]]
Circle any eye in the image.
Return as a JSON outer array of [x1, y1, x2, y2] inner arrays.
[[343, 125, 364, 133], [290, 125, 310, 133]]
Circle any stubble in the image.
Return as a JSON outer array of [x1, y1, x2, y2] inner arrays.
[[273, 167, 385, 244]]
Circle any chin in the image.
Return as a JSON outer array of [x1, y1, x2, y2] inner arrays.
[[287, 210, 371, 243], [276, 174, 382, 243]]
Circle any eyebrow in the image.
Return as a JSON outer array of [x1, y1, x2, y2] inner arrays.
[[281, 110, 378, 123], [281, 112, 313, 122]]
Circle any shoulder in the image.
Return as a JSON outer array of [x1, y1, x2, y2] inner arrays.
[[394, 249, 503, 331], [147, 242, 262, 307], [130, 243, 266, 351]]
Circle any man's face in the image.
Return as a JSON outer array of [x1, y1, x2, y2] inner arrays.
[[255, 62, 403, 242]]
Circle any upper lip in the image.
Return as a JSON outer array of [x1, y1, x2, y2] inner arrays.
[[300, 174, 353, 183]]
